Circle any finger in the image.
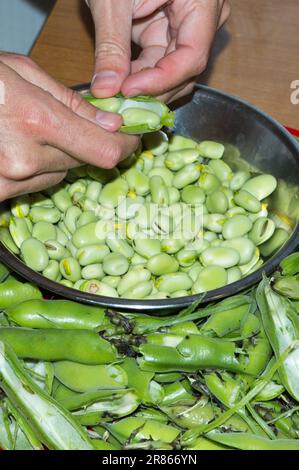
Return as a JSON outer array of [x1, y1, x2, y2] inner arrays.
[[44, 94, 139, 169], [0, 171, 66, 202], [121, 3, 218, 96], [0, 53, 122, 132], [219, 0, 231, 27], [89, 0, 134, 98], [158, 80, 196, 103]]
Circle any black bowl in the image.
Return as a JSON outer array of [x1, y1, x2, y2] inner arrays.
[[0, 85, 298, 314]]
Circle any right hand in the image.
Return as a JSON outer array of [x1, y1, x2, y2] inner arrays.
[[0, 53, 139, 202]]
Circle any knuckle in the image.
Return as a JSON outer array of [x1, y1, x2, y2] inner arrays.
[[0, 149, 36, 181], [20, 104, 52, 138], [95, 40, 129, 65], [99, 142, 122, 169], [60, 88, 85, 115]]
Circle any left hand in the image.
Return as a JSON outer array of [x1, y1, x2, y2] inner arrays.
[[89, 0, 231, 102]]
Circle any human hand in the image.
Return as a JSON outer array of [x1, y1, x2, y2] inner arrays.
[[0, 53, 139, 201], [89, 0, 230, 102]]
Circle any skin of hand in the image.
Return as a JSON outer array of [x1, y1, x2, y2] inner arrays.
[[0, 53, 139, 202], [89, 0, 231, 102]]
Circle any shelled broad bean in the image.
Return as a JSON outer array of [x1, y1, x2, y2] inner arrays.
[[0, 131, 291, 299]]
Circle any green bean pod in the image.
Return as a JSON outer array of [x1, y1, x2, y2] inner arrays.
[[0, 327, 116, 364], [0, 341, 95, 450], [85, 93, 175, 134], [0, 278, 42, 309], [206, 431, 299, 450], [5, 299, 111, 331]]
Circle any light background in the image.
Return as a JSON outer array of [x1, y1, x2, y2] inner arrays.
[[0, 0, 54, 55]]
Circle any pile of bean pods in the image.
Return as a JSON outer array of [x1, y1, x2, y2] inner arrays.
[[0, 129, 293, 300], [0, 252, 299, 450]]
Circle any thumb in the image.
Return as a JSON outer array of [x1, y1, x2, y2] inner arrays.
[[89, 0, 133, 98]]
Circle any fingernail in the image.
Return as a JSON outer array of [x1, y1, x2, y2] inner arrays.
[[92, 71, 119, 91], [125, 88, 144, 97], [96, 110, 121, 131]]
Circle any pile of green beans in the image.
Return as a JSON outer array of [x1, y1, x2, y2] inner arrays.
[[0, 255, 299, 450], [0, 132, 292, 300]]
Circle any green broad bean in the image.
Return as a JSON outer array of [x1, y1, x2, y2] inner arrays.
[[57, 221, 71, 240], [206, 190, 228, 214], [66, 240, 77, 258], [210, 239, 223, 247], [248, 217, 276, 246], [152, 212, 174, 236], [226, 207, 246, 218], [259, 228, 289, 257], [130, 253, 147, 265], [203, 213, 226, 233], [102, 276, 121, 289], [198, 172, 221, 194], [168, 187, 181, 204], [147, 253, 179, 276], [186, 238, 209, 254], [149, 175, 169, 205], [85, 181, 102, 201], [60, 279, 74, 288], [11, 195, 30, 218], [204, 231, 218, 241], [134, 203, 158, 229], [222, 215, 253, 239], [140, 152, 154, 175], [161, 237, 185, 254], [0, 210, 11, 227], [176, 248, 198, 267], [29, 207, 61, 224], [86, 166, 120, 184], [106, 237, 134, 259], [122, 108, 160, 129], [152, 155, 166, 168], [227, 266, 242, 284], [200, 247, 240, 268], [81, 264, 105, 281], [43, 260, 61, 281], [96, 205, 115, 220], [65, 206, 82, 234], [165, 149, 200, 171], [102, 253, 129, 276], [171, 290, 190, 298], [148, 167, 174, 186], [189, 263, 203, 283], [198, 141, 225, 159], [73, 280, 85, 290], [51, 187, 72, 212], [68, 179, 87, 197], [31, 193, 55, 207], [234, 190, 261, 213], [222, 237, 256, 265], [121, 281, 153, 299], [20, 238, 49, 272], [242, 174, 277, 200], [142, 131, 169, 155], [168, 135, 198, 151], [181, 186, 205, 205], [54, 361, 127, 392], [116, 197, 144, 220], [133, 239, 161, 259], [173, 163, 201, 189], [0, 227, 20, 254], [230, 171, 251, 191], [208, 159, 233, 183], [124, 168, 150, 196], [146, 292, 169, 299], [156, 272, 193, 293], [32, 221, 57, 243], [80, 280, 118, 297], [239, 248, 260, 275], [60, 257, 81, 282], [76, 196, 98, 213], [9, 217, 31, 248], [98, 178, 128, 208], [76, 211, 97, 228], [72, 223, 104, 248], [192, 266, 228, 294]]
